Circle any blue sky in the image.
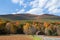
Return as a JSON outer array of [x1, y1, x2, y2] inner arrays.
[[0, 0, 60, 16]]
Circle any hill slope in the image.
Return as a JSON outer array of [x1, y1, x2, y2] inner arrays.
[[0, 14, 60, 20]]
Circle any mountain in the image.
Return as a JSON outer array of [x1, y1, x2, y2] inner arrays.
[[0, 14, 60, 20], [0, 14, 38, 20], [37, 14, 60, 20]]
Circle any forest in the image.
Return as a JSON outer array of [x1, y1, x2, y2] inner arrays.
[[0, 19, 60, 36]]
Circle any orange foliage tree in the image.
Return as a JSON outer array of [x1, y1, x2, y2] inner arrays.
[[15, 21, 20, 26], [44, 22, 50, 28]]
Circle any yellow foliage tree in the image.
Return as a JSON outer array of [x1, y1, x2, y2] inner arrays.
[[23, 22, 36, 34], [23, 23, 31, 34], [5, 22, 17, 34]]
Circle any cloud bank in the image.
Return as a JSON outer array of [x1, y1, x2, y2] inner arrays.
[[11, 0, 60, 15]]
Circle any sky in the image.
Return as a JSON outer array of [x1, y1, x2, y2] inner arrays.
[[0, 0, 60, 16]]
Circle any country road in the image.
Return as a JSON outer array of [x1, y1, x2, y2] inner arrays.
[[0, 35, 60, 40], [0, 35, 33, 40]]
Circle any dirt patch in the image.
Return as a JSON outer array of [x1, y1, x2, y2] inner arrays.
[[0, 35, 33, 40]]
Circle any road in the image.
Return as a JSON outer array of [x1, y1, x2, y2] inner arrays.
[[0, 35, 33, 40], [0, 35, 60, 40]]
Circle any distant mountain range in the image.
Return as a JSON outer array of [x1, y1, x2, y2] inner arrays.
[[0, 14, 60, 20]]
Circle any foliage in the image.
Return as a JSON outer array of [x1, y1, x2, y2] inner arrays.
[[0, 19, 60, 36]]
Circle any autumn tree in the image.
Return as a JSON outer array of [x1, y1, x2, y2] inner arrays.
[[55, 25, 60, 36], [45, 24, 57, 36], [35, 22, 45, 35], [23, 22, 36, 35], [5, 22, 17, 34], [44, 22, 50, 28]]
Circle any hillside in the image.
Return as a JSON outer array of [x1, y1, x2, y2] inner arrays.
[[0, 14, 60, 20]]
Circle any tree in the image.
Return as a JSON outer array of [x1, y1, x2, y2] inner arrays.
[[5, 22, 17, 34], [23, 23, 36, 35], [44, 22, 50, 28], [45, 24, 57, 36], [55, 25, 60, 36]]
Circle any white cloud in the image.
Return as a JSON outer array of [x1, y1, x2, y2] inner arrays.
[[11, 0, 19, 3], [12, 9, 25, 14], [19, 0, 24, 5], [11, 0, 24, 4], [13, 0, 28, 8], [11, 0, 60, 15], [26, 8, 44, 15], [17, 9, 25, 13], [45, 0, 57, 8], [48, 5, 57, 11], [19, 0, 24, 4], [29, 0, 39, 8], [12, 13, 16, 14], [26, 0, 48, 14], [26, 0, 60, 15], [39, 0, 48, 8], [51, 9, 60, 13], [48, 0, 60, 14]]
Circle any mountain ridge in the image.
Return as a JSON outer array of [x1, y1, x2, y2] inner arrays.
[[0, 14, 60, 20]]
